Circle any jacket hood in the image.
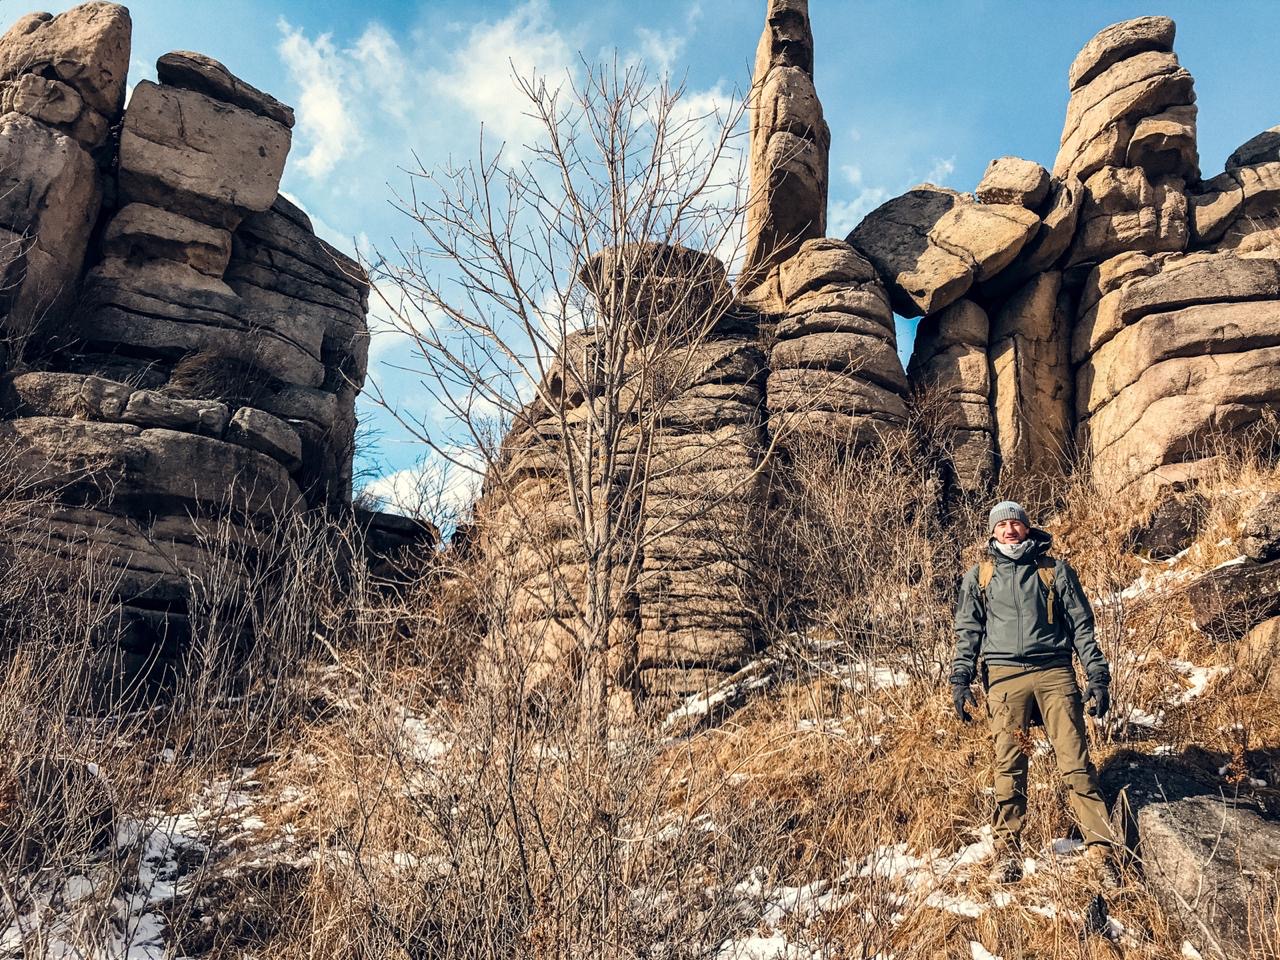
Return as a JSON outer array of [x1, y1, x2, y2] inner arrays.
[[987, 527, 1053, 562]]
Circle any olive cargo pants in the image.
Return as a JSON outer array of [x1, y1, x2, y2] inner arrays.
[[986, 664, 1114, 850]]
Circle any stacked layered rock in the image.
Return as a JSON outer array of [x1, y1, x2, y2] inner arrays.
[[0, 3, 370, 679], [478, 245, 767, 698], [767, 237, 908, 449], [844, 15, 1280, 495], [738, 0, 828, 313]]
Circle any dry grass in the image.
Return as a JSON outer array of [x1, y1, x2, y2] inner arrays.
[[2, 430, 1279, 959]]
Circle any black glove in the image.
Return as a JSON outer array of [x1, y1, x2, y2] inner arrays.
[[952, 683, 978, 722], [1084, 681, 1110, 719]]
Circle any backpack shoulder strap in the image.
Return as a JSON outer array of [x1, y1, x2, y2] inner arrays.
[[977, 559, 995, 591], [1036, 556, 1057, 624]]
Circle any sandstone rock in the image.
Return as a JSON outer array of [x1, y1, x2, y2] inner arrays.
[[990, 272, 1073, 476], [1241, 491, 1280, 562], [1138, 793, 1280, 956], [156, 50, 294, 127], [121, 390, 228, 435], [1073, 252, 1280, 362], [739, 0, 828, 308], [976, 156, 1050, 208], [1227, 125, 1280, 171], [931, 200, 1039, 282], [0, 112, 101, 336], [1127, 104, 1198, 179], [578, 242, 730, 344], [1068, 165, 1187, 266], [118, 80, 290, 229], [0, 417, 301, 515], [0, 2, 131, 119], [2, 371, 130, 420], [1, 74, 83, 126], [1125, 492, 1206, 560], [1055, 48, 1195, 183], [1189, 172, 1245, 247], [226, 406, 303, 470], [846, 185, 972, 317], [769, 239, 909, 449], [102, 203, 232, 277], [1066, 16, 1175, 92], [908, 299, 993, 490], [981, 177, 1084, 296], [1241, 616, 1280, 696]]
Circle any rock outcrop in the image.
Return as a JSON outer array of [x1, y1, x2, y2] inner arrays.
[[767, 238, 908, 449], [841, 14, 1280, 495], [0, 3, 371, 682], [738, 0, 828, 312]]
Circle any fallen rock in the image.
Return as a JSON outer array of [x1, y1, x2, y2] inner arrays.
[[1125, 492, 1206, 560], [1187, 556, 1280, 640], [976, 156, 1050, 208], [1241, 491, 1280, 562]]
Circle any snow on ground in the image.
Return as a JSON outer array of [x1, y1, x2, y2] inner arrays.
[[0, 768, 267, 960]]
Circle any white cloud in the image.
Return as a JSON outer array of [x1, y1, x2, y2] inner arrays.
[[427, 0, 575, 151], [828, 187, 890, 238], [277, 19, 360, 178], [362, 447, 483, 523], [922, 155, 957, 186]]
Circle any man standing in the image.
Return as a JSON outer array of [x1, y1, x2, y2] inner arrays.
[[951, 501, 1119, 886]]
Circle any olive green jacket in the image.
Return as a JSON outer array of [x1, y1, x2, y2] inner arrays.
[[950, 529, 1110, 687]]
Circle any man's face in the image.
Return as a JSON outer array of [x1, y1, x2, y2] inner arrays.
[[994, 519, 1029, 544]]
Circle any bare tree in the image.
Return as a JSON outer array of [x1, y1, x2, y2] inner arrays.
[[366, 59, 764, 731]]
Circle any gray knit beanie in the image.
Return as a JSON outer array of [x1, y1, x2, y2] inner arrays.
[[989, 500, 1030, 534]]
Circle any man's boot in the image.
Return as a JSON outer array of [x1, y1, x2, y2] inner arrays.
[[988, 850, 1024, 884], [1084, 843, 1121, 890]]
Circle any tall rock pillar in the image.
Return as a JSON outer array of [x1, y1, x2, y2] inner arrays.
[[738, 0, 829, 313]]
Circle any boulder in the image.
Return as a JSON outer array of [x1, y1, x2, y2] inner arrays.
[[2, 371, 131, 420], [1241, 492, 1280, 562], [118, 80, 291, 229], [1066, 16, 1175, 92], [120, 390, 228, 435], [976, 156, 1050, 208], [0, 112, 101, 336], [226, 406, 302, 470], [739, 0, 828, 309], [930, 200, 1039, 281], [1187, 556, 1280, 639], [1227, 125, 1280, 171], [156, 50, 294, 127], [1241, 616, 1280, 695], [0, 2, 131, 120], [1139, 794, 1280, 958], [102, 203, 232, 277], [1125, 492, 1206, 560], [1127, 104, 1198, 179]]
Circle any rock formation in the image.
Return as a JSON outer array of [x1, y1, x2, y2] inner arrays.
[[479, 10, 1280, 698], [0, 3, 370, 680], [738, 0, 828, 312], [845, 15, 1280, 494]]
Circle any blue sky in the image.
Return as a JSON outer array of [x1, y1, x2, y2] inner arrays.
[[30, 0, 1280, 510]]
